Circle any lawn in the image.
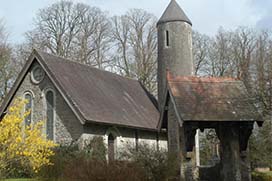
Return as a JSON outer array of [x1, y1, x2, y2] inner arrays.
[[3, 179, 35, 181], [3, 172, 272, 181], [252, 171, 272, 181]]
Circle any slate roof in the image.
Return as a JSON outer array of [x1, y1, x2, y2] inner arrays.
[[166, 75, 262, 122], [157, 0, 192, 25], [0, 50, 159, 131]]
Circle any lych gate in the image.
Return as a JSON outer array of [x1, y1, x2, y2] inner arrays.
[[158, 75, 264, 181], [158, 74, 262, 181], [157, 1, 263, 180]]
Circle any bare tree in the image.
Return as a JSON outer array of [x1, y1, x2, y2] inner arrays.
[[230, 27, 256, 92], [0, 20, 16, 102], [192, 31, 211, 76], [26, 1, 81, 56], [111, 9, 157, 93], [252, 30, 272, 114], [73, 6, 111, 68], [128, 9, 157, 93], [111, 15, 131, 77], [25, 1, 111, 69], [12, 43, 33, 68], [208, 28, 233, 77]]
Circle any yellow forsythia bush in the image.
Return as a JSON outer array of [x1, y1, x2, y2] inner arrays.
[[0, 98, 57, 174]]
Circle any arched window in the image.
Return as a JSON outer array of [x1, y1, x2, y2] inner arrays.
[[45, 90, 54, 140], [108, 133, 115, 161], [24, 92, 33, 127]]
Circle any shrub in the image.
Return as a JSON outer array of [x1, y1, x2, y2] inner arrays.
[[39, 138, 177, 181], [44, 137, 147, 181], [0, 99, 56, 178], [37, 143, 80, 180], [62, 158, 146, 181], [249, 119, 272, 169], [38, 136, 107, 180], [83, 136, 107, 161], [120, 143, 178, 180]]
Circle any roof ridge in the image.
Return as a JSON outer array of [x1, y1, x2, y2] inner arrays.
[[168, 80, 241, 83], [166, 72, 239, 82], [36, 50, 139, 83]]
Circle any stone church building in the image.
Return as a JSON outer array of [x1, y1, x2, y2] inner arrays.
[[0, 0, 263, 180], [0, 48, 168, 157]]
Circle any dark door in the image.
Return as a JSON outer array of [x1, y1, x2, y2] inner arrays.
[[108, 134, 115, 161]]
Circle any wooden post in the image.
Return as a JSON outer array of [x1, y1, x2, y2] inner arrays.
[[217, 125, 242, 181]]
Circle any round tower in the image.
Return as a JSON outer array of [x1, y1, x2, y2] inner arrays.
[[157, 0, 193, 108]]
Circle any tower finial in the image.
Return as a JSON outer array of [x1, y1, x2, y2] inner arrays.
[[157, 0, 192, 26]]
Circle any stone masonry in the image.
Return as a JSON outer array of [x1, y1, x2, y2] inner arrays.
[[12, 61, 83, 145], [10, 61, 167, 152]]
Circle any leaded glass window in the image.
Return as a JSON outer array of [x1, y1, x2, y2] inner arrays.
[[24, 93, 32, 127], [31, 65, 45, 84], [46, 91, 54, 140]]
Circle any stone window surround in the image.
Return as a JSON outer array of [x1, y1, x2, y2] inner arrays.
[[23, 90, 34, 127], [105, 127, 120, 160], [31, 64, 45, 84], [42, 88, 56, 142]]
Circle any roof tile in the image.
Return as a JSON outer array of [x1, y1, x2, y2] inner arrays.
[[168, 75, 262, 122], [158, 0, 192, 25], [37, 51, 160, 130]]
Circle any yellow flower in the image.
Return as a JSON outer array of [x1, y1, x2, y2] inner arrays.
[[0, 99, 57, 172]]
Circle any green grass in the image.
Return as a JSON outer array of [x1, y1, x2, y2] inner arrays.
[[252, 171, 272, 181], [253, 171, 272, 175], [3, 179, 35, 181]]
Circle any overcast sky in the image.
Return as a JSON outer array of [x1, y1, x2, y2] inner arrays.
[[0, 0, 269, 44]]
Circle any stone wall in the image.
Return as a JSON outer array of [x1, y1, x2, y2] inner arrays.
[[167, 101, 182, 179], [8, 60, 167, 156], [81, 123, 167, 159], [12, 61, 83, 145], [157, 21, 193, 109], [167, 100, 198, 180]]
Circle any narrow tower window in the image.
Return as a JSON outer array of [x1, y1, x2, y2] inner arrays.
[[46, 90, 54, 140], [165, 30, 170, 47], [24, 92, 33, 127]]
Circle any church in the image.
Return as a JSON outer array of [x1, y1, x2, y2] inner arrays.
[[0, 0, 263, 180]]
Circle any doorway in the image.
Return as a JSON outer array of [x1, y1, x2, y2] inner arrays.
[[108, 133, 115, 161]]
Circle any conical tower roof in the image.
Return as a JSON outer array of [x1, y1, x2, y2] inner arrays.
[[157, 0, 192, 25]]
